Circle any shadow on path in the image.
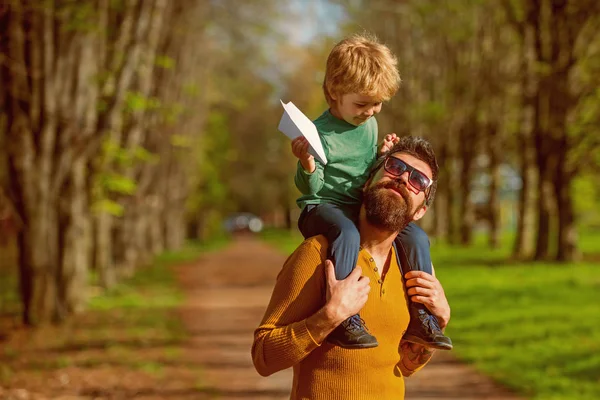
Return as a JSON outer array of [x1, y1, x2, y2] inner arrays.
[[175, 235, 523, 400]]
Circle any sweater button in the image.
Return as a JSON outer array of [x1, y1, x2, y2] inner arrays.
[[374, 267, 378, 272], [378, 279, 382, 284], [369, 258, 374, 262]]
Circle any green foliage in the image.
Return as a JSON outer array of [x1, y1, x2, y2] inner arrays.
[[125, 91, 161, 113], [92, 198, 124, 217], [171, 134, 192, 149], [59, 2, 98, 34], [573, 176, 600, 229], [102, 139, 157, 168], [186, 111, 233, 214], [155, 55, 176, 70], [414, 101, 447, 125], [100, 173, 137, 195], [91, 139, 159, 216], [162, 103, 186, 125]]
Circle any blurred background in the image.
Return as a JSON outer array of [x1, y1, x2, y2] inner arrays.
[[1, 0, 600, 399]]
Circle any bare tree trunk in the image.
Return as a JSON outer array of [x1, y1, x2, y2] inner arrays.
[[5, 2, 59, 325], [487, 123, 501, 248], [95, 212, 116, 289], [459, 120, 477, 245], [512, 32, 536, 259], [117, 0, 169, 271], [164, 160, 187, 250], [434, 143, 450, 242], [555, 165, 579, 261]]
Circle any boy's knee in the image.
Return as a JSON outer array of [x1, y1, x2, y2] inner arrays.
[[334, 223, 360, 244], [399, 223, 430, 249]]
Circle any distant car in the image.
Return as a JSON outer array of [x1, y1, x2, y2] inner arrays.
[[223, 213, 264, 234]]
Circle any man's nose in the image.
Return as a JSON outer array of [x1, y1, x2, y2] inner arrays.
[[396, 171, 410, 185]]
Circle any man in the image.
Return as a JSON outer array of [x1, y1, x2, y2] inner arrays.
[[252, 136, 451, 399]]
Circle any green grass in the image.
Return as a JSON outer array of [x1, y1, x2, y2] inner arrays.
[[262, 228, 600, 400], [1, 237, 228, 383]]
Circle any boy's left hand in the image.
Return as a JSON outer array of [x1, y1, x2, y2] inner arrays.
[[378, 133, 400, 155]]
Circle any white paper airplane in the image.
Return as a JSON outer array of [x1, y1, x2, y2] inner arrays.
[[278, 100, 328, 165]]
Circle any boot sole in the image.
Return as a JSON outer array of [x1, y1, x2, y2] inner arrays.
[[403, 334, 453, 350], [327, 339, 379, 349]]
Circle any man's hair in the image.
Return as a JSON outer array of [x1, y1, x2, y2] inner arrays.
[[323, 33, 401, 105], [370, 136, 439, 206]]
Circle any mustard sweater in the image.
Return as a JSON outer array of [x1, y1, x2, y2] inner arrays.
[[252, 235, 430, 400]]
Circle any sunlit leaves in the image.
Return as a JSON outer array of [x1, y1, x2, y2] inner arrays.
[[155, 55, 176, 70], [125, 92, 161, 113]]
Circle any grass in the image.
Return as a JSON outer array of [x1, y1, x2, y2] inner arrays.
[[262, 228, 600, 400], [0, 237, 228, 388]]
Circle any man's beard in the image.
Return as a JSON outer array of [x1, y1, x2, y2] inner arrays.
[[363, 180, 417, 232]]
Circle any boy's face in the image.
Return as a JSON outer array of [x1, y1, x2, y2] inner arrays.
[[330, 93, 383, 126]]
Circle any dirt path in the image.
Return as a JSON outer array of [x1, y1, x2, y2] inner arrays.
[[175, 235, 523, 400]]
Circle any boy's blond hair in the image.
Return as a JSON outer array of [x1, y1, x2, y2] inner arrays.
[[323, 33, 400, 105]]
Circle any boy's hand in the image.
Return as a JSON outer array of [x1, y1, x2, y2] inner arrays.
[[378, 133, 400, 156], [291, 137, 316, 173]]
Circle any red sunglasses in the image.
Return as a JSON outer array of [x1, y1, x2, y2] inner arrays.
[[383, 157, 433, 194]]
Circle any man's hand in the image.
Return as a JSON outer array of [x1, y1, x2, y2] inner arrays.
[[404, 271, 450, 329], [291, 137, 316, 173], [377, 133, 400, 156], [323, 260, 370, 325]]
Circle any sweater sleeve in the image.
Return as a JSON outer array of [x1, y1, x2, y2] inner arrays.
[[294, 160, 325, 195], [251, 238, 326, 377]]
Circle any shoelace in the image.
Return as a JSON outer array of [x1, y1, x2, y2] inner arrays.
[[344, 316, 369, 334], [420, 312, 442, 335]]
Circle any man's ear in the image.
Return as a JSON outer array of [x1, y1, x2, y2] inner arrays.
[[412, 204, 428, 222], [362, 177, 372, 193]]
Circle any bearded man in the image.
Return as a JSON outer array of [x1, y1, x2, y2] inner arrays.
[[252, 136, 451, 400]]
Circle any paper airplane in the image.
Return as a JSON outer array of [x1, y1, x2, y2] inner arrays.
[[278, 100, 328, 165]]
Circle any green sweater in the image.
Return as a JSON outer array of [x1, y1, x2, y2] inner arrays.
[[295, 110, 378, 209]]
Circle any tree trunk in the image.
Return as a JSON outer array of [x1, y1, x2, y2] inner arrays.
[[487, 123, 501, 248], [434, 143, 450, 242], [57, 159, 89, 319], [555, 169, 578, 261], [459, 121, 477, 245], [95, 213, 116, 289]]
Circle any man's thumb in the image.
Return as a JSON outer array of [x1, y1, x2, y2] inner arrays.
[[324, 260, 336, 283]]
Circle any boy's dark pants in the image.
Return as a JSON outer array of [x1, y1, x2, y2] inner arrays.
[[298, 203, 432, 279], [298, 203, 452, 350]]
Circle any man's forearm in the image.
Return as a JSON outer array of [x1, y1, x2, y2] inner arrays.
[[399, 340, 435, 377]]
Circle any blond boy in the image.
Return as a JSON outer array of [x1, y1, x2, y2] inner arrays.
[[290, 33, 452, 350]]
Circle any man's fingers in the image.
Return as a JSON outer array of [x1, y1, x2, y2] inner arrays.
[[404, 271, 434, 280], [348, 265, 363, 280], [405, 277, 434, 289], [407, 286, 425, 296]]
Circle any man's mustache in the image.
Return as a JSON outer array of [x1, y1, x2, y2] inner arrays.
[[377, 180, 411, 200]]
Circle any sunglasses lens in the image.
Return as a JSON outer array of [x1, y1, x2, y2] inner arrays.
[[409, 172, 431, 192], [386, 157, 431, 192], [386, 158, 408, 175]]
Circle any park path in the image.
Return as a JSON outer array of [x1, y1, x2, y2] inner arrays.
[[175, 235, 523, 400]]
